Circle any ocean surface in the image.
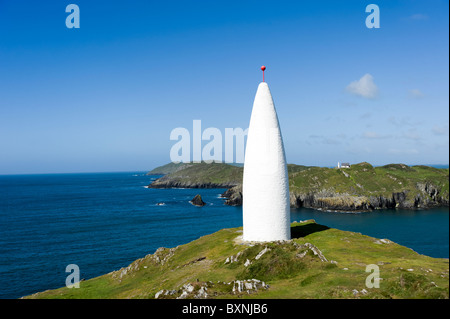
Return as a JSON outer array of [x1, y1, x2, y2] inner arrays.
[[0, 172, 448, 299]]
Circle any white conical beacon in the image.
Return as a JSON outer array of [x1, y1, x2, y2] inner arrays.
[[242, 66, 291, 242]]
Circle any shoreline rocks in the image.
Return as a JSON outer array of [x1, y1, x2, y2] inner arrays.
[[220, 185, 448, 212], [221, 185, 242, 206], [148, 175, 238, 189]]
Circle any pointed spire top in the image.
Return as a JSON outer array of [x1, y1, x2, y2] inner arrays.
[[261, 65, 266, 82]]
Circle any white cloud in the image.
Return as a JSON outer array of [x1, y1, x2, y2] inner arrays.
[[362, 131, 391, 139], [408, 89, 424, 99], [346, 74, 378, 99], [401, 130, 421, 141], [359, 112, 372, 119], [308, 134, 342, 145], [388, 148, 419, 155], [409, 14, 429, 20], [432, 125, 449, 136], [388, 116, 422, 127]]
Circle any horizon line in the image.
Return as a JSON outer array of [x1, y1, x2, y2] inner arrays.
[[1, 162, 449, 176]]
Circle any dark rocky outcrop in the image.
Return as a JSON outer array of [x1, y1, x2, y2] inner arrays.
[[190, 194, 206, 207], [415, 182, 449, 207], [150, 180, 238, 189], [367, 195, 396, 209], [221, 185, 242, 206]]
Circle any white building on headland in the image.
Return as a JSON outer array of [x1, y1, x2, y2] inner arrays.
[[242, 79, 290, 242], [337, 162, 351, 169]]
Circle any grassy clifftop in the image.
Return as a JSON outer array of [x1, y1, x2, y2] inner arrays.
[[149, 162, 243, 188], [289, 162, 449, 210], [289, 162, 449, 197], [26, 220, 449, 299], [147, 162, 449, 211], [146, 162, 196, 175]]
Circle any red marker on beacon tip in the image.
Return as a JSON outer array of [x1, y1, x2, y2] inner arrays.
[[261, 65, 266, 82]]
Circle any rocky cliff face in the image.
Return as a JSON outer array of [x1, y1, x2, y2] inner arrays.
[[221, 185, 242, 206], [220, 183, 449, 212], [290, 192, 372, 212], [149, 175, 238, 189], [415, 182, 449, 207]]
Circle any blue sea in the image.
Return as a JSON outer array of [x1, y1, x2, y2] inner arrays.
[[0, 172, 448, 299]]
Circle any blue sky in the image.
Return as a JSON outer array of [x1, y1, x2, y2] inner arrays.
[[0, 0, 448, 174]]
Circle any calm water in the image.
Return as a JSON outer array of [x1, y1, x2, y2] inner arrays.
[[0, 172, 448, 299]]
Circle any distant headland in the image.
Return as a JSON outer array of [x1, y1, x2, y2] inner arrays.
[[147, 162, 449, 212]]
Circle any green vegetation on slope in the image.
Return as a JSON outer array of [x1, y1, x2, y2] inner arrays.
[[150, 162, 243, 188], [26, 221, 449, 299], [289, 162, 447, 195], [146, 162, 194, 175], [289, 162, 449, 210]]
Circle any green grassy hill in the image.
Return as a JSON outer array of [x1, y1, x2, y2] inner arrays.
[[26, 221, 449, 299], [289, 162, 449, 211], [146, 162, 195, 175], [290, 162, 448, 198], [149, 162, 243, 188]]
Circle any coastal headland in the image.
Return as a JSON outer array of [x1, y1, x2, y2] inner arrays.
[[147, 162, 449, 212]]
